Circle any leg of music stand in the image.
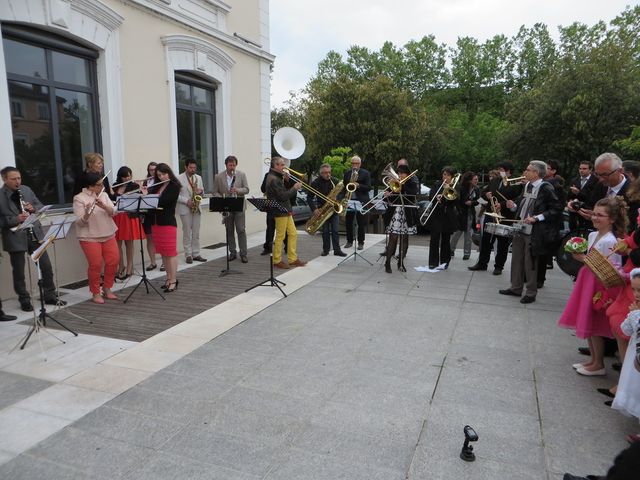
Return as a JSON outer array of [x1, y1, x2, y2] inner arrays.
[[220, 216, 242, 277], [339, 212, 372, 266], [124, 214, 166, 303], [245, 240, 286, 297], [20, 262, 77, 350]]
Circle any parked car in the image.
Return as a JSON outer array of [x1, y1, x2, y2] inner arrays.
[[292, 195, 312, 223]]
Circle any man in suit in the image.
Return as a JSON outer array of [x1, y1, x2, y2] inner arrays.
[[177, 159, 207, 264], [499, 160, 562, 304], [567, 160, 598, 230], [0, 167, 66, 311], [571, 153, 635, 232], [468, 161, 523, 275], [343, 155, 371, 250], [212, 155, 250, 263]]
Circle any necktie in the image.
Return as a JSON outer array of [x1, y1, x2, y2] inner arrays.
[[607, 187, 614, 197], [580, 178, 586, 189]]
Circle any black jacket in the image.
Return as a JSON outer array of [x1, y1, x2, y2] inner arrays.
[[383, 178, 419, 228], [568, 174, 599, 205], [481, 177, 523, 222], [150, 181, 180, 226], [265, 170, 298, 217], [590, 177, 636, 232], [307, 176, 339, 211], [427, 181, 458, 234], [342, 168, 371, 204], [455, 185, 480, 230], [515, 181, 563, 256]]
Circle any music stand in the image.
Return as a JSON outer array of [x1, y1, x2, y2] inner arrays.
[[45, 215, 92, 324], [117, 194, 166, 303], [17, 234, 78, 351], [210, 197, 245, 277], [245, 197, 288, 297], [339, 200, 372, 265]]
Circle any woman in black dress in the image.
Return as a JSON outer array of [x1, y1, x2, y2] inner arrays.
[[427, 166, 459, 269]]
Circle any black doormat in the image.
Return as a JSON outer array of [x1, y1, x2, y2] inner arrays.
[[203, 243, 226, 249]]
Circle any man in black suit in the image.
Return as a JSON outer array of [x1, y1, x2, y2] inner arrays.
[[567, 160, 598, 230], [0, 167, 66, 311], [468, 161, 523, 275], [343, 155, 371, 250], [499, 161, 562, 304]]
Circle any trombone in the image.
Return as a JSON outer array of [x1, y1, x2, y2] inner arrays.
[[419, 173, 461, 226], [359, 163, 419, 215], [262, 158, 344, 215], [502, 175, 525, 186]]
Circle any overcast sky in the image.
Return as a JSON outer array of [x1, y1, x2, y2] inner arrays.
[[269, 0, 634, 107]]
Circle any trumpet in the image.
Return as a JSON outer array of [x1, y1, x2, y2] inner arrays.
[[502, 175, 525, 186]]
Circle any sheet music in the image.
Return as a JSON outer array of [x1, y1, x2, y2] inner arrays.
[[44, 215, 76, 240]]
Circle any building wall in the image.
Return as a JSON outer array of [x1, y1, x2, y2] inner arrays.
[[0, 0, 273, 300]]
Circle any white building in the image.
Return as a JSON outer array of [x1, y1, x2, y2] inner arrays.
[[0, 0, 273, 298]]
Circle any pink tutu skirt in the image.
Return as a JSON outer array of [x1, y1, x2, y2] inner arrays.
[[558, 266, 620, 339]]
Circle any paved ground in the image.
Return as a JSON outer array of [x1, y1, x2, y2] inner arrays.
[[0, 235, 637, 479]]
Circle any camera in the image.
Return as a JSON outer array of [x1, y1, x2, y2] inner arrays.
[[571, 200, 586, 211]]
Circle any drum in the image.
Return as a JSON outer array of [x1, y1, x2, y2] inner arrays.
[[485, 222, 517, 238], [556, 228, 594, 279]]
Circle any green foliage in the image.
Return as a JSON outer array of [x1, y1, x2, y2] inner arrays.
[[278, 5, 640, 182], [321, 147, 353, 179]]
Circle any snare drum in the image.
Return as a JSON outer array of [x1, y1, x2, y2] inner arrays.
[[485, 222, 517, 238]]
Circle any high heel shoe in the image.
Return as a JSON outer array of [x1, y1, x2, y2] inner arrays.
[[166, 280, 179, 292]]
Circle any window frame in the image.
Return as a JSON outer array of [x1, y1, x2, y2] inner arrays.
[[2, 24, 102, 205]]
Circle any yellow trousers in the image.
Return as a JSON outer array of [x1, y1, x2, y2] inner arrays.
[[273, 215, 298, 264]]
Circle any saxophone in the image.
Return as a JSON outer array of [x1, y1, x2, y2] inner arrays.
[[338, 168, 358, 217], [188, 174, 202, 214], [305, 180, 344, 235]]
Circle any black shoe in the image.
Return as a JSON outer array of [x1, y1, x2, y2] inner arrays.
[[499, 289, 521, 297], [228, 253, 237, 261], [462, 255, 470, 260], [146, 263, 157, 271], [186, 256, 193, 264], [468, 264, 487, 271], [492, 268, 503, 275], [537, 281, 544, 288], [357, 243, 364, 250], [578, 347, 591, 356], [604, 400, 612, 407], [334, 251, 347, 257], [321, 251, 329, 256], [193, 256, 207, 262], [597, 388, 615, 398], [261, 249, 271, 256], [612, 362, 622, 372], [45, 297, 67, 306], [20, 301, 34, 312], [398, 264, 407, 272], [385, 262, 392, 273], [520, 295, 536, 304], [0, 312, 17, 322], [241, 255, 248, 263], [344, 242, 353, 249], [451, 252, 455, 258]]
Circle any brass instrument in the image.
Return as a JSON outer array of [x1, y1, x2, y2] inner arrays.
[[262, 158, 344, 215], [338, 168, 359, 216], [305, 180, 344, 235], [419, 173, 460, 226], [502, 175, 525, 186], [360, 166, 418, 215], [188, 173, 203, 214]]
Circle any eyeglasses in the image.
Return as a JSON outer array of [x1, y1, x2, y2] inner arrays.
[[594, 169, 619, 178]]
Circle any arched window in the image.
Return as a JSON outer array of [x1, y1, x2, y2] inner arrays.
[[2, 24, 101, 205]]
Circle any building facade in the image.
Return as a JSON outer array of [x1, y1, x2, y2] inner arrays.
[[0, 0, 273, 298]]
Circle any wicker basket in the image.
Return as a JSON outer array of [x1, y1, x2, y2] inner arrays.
[[583, 248, 625, 288]]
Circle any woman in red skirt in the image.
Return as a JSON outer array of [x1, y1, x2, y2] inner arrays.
[[149, 163, 181, 292], [113, 166, 145, 280]]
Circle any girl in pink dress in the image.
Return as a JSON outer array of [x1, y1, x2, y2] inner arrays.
[[558, 197, 628, 375]]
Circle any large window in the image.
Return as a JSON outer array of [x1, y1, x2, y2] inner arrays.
[[175, 72, 217, 191], [2, 25, 101, 206]]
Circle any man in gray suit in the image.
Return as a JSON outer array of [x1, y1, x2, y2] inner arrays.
[[0, 167, 66, 311], [212, 155, 250, 263]]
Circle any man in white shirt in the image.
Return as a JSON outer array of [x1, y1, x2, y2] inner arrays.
[[178, 159, 206, 264]]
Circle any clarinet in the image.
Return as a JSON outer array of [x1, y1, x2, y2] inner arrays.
[[17, 188, 36, 242]]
